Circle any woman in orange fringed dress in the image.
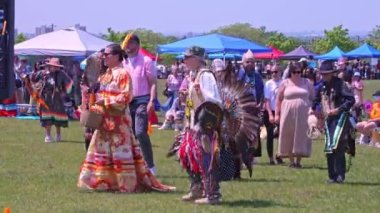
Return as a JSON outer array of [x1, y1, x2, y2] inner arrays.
[[78, 44, 175, 193]]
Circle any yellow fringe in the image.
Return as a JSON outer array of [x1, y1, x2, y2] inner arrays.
[[121, 33, 134, 50]]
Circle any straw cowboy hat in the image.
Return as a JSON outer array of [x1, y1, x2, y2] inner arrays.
[[45, 58, 64, 68]]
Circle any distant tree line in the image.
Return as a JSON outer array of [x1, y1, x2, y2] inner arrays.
[[102, 23, 380, 56], [16, 23, 380, 64]]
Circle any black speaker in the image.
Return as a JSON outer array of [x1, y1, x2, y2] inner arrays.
[[0, 0, 14, 100]]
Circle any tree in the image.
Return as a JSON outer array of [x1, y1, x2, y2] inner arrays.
[[15, 33, 27, 44], [160, 54, 177, 66], [124, 28, 177, 54], [103, 28, 125, 43], [311, 25, 357, 54], [266, 33, 300, 53], [210, 23, 275, 45], [209, 23, 303, 53], [367, 25, 380, 49], [102, 28, 177, 54], [102, 28, 179, 65]]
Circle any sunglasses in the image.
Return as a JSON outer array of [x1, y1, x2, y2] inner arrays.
[[103, 52, 115, 57], [272, 71, 279, 74], [184, 55, 195, 60], [292, 71, 302, 74]]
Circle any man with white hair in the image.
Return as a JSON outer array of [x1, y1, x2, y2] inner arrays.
[[211, 59, 225, 87], [211, 59, 225, 72], [238, 50, 264, 101]]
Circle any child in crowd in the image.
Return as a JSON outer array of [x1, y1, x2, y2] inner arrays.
[[64, 96, 78, 120], [351, 71, 364, 118], [356, 91, 380, 147], [159, 91, 186, 131]]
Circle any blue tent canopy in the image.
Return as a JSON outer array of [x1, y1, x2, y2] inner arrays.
[[345, 43, 380, 58], [158, 33, 270, 54], [208, 53, 242, 60], [315, 46, 346, 60], [176, 53, 242, 60]]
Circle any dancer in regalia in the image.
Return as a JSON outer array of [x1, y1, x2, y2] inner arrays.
[[168, 46, 261, 204], [31, 58, 73, 143], [78, 44, 175, 193], [311, 61, 355, 184]]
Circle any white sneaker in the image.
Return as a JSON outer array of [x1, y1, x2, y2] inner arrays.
[[158, 124, 171, 130], [149, 167, 156, 176], [252, 157, 259, 165], [194, 197, 220, 205], [55, 135, 62, 142], [45, 136, 53, 143], [359, 134, 370, 144]]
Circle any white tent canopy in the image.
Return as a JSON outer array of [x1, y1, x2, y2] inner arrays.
[[15, 27, 113, 56]]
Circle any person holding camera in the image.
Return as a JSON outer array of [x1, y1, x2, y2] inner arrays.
[[80, 50, 106, 151], [166, 65, 182, 96], [14, 56, 32, 104], [161, 64, 182, 112]]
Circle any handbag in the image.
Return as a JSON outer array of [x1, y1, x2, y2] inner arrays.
[[80, 109, 103, 129]]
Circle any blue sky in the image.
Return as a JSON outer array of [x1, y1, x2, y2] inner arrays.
[[15, 0, 380, 35]]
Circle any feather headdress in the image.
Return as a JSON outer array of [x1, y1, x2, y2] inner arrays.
[[121, 32, 134, 50]]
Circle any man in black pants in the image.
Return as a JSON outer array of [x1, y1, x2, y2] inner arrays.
[[312, 61, 355, 184]]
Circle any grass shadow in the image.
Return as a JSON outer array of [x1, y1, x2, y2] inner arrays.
[[60, 140, 84, 144], [235, 178, 291, 183], [152, 190, 186, 195], [344, 181, 380, 186], [300, 165, 327, 170], [158, 175, 188, 179], [255, 162, 286, 166], [79, 189, 185, 195], [221, 199, 297, 208]]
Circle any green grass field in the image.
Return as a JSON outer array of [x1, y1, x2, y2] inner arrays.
[[0, 80, 379, 213]]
